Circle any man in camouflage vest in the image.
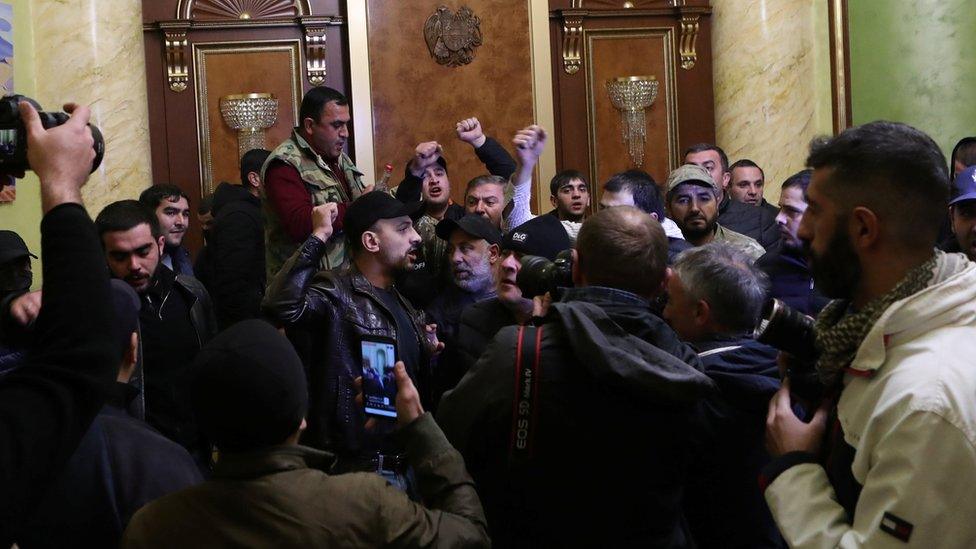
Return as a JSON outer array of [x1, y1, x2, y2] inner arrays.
[[262, 86, 368, 278]]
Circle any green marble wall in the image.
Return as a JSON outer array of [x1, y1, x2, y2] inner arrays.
[[848, 1, 976, 159]]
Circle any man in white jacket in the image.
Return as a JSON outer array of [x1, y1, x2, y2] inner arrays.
[[763, 120, 976, 548]]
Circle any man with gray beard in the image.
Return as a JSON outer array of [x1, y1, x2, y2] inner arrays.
[[425, 214, 501, 410]]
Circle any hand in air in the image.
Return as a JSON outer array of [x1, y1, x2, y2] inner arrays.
[[456, 117, 486, 148]]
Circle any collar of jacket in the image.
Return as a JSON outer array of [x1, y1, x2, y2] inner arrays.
[[212, 444, 336, 480], [290, 129, 364, 179], [561, 286, 650, 308], [145, 263, 177, 301]]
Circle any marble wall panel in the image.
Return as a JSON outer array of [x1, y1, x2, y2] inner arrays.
[[710, 0, 832, 203], [31, 0, 151, 215]]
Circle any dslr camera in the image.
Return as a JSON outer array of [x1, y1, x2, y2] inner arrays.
[[516, 250, 574, 299], [0, 95, 105, 173], [754, 298, 823, 402]]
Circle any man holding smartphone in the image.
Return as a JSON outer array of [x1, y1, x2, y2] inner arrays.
[[264, 191, 442, 479]]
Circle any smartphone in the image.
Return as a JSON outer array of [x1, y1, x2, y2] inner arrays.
[[361, 336, 398, 418]]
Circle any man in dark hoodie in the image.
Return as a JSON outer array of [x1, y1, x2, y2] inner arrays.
[[208, 148, 270, 329], [438, 206, 714, 548], [663, 242, 784, 548]]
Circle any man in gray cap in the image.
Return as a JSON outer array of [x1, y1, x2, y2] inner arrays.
[[122, 319, 489, 547], [666, 164, 765, 261]]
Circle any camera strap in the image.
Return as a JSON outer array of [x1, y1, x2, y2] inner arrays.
[[509, 324, 544, 466]]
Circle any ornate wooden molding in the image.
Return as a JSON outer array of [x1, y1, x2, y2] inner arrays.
[[679, 14, 699, 70], [175, 0, 311, 19], [562, 10, 585, 74], [301, 22, 328, 85], [162, 24, 191, 92]]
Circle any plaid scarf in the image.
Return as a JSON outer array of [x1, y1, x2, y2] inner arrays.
[[814, 253, 938, 384]]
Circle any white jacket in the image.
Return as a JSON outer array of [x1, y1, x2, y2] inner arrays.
[[765, 253, 976, 548]]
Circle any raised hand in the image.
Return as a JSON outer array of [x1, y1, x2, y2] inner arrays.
[[456, 117, 487, 148], [21, 101, 96, 212], [513, 124, 547, 169], [410, 141, 443, 177]]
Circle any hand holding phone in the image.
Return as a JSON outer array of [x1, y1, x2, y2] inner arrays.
[[361, 336, 398, 418]]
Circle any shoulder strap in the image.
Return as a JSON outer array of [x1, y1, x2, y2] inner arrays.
[[509, 324, 544, 465]]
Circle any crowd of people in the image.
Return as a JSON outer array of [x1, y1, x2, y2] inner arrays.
[[2, 86, 976, 548]]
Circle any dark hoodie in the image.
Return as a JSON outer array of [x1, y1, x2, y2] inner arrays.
[[683, 336, 786, 549], [206, 182, 265, 330], [438, 288, 715, 549]]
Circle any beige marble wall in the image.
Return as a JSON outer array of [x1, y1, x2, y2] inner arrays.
[[31, 0, 151, 215], [710, 0, 833, 203]]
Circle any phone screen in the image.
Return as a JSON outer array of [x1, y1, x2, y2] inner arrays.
[[361, 338, 397, 418]]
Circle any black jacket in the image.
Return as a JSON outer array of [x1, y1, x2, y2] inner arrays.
[[424, 286, 495, 409], [0, 204, 120, 538], [719, 196, 780, 249], [455, 297, 519, 378], [756, 242, 829, 317], [683, 336, 786, 549], [438, 287, 715, 548], [263, 235, 435, 460], [13, 384, 202, 548], [207, 182, 265, 330]]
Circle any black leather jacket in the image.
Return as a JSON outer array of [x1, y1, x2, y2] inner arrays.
[[263, 235, 435, 458]]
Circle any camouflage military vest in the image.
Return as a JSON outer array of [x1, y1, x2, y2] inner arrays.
[[262, 130, 366, 278]]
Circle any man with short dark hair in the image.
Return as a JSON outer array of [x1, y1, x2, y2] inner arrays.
[[263, 192, 441, 479], [547, 169, 590, 223], [729, 159, 781, 219], [756, 169, 828, 316], [763, 121, 976, 547], [262, 86, 368, 278], [122, 320, 489, 547], [663, 243, 784, 548], [95, 200, 216, 465], [439, 206, 713, 547], [685, 144, 778, 247], [138, 184, 193, 276], [206, 148, 270, 329], [600, 169, 691, 263], [425, 214, 501, 406], [666, 164, 765, 260]]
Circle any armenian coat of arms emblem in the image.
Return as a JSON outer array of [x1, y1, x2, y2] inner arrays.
[[424, 6, 483, 67]]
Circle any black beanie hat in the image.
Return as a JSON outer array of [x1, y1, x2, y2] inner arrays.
[[190, 319, 308, 452]]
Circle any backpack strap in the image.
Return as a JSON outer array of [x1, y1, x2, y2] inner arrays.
[[509, 324, 544, 465]]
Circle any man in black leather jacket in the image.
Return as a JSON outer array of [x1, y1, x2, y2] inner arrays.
[[95, 200, 216, 467], [263, 192, 441, 473]]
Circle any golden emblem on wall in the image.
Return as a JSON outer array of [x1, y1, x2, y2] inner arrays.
[[424, 6, 483, 67]]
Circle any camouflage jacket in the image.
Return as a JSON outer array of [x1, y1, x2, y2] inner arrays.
[[262, 130, 366, 277]]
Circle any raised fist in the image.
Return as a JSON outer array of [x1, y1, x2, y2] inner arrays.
[[513, 124, 547, 166], [411, 141, 443, 177], [456, 117, 486, 148], [311, 202, 340, 242]]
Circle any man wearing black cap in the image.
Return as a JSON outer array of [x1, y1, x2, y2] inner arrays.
[[13, 280, 201, 548], [438, 206, 712, 547], [454, 214, 571, 376], [123, 320, 488, 547], [264, 191, 442, 476], [0, 230, 38, 373], [426, 214, 502, 406]]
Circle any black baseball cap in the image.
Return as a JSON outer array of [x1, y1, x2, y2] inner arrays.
[[0, 230, 37, 264], [435, 213, 502, 245], [344, 191, 425, 241], [502, 214, 571, 261]]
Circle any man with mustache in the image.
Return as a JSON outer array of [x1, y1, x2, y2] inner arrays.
[[666, 164, 765, 260], [763, 122, 976, 547], [95, 200, 217, 468], [425, 214, 501, 407], [138, 184, 193, 277], [262, 86, 368, 279], [264, 192, 442, 480], [755, 169, 829, 316]]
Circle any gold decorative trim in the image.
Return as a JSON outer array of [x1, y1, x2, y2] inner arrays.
[[164, 29, 191, 92], [145, 16, 341, 32], [301, 24, 328, 85], [192, 40, 303, 196], [678, 14, 699, 70], [562, 11, 585, 74], [175, 0, 312, 19], [584, 27, 680, 191], [829, 0, 850, 130]]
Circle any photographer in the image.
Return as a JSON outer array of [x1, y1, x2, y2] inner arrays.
[[438, 206, 715, 548], [0, 101, 118, 534], [763, 122, 976, 547]]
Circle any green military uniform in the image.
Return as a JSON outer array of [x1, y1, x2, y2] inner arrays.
[[714, 223, 766, 261], [262, 129, 366, 278]]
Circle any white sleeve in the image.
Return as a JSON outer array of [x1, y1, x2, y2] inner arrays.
[[503, 178, 535, 232], [765, 410, 976, 548]]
